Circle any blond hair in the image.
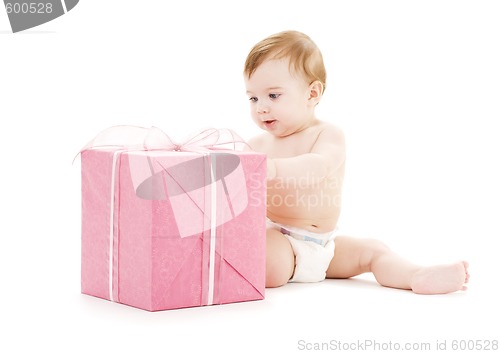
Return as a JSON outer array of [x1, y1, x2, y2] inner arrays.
[[244, 30, 327, 92]]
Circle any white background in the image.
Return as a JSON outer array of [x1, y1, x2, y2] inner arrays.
[[1, 1, 499, 353]]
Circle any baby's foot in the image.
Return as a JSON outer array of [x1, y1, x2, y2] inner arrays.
[[410, 261, 469, 295]]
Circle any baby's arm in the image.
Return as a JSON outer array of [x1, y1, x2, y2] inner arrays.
[[269, 125, 345, 182]]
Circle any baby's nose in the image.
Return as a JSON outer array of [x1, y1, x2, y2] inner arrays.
[[257, 102, 269, 114]]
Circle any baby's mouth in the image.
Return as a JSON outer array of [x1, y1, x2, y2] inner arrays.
[[263, 119, 277, 128]]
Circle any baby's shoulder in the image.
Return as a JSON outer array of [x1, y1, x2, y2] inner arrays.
[[247, 132, 271, 153], [314, 121, 345, 143]]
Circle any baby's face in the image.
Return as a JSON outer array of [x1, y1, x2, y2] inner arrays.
[[245, 59, 314, 137]]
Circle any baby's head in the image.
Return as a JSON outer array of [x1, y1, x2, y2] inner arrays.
[[244, 31, 326, 93], [244, 31, 327, 136]]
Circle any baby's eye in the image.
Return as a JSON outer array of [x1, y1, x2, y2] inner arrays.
[[249, 97, 258, 102], [269, 93, 281, 100]]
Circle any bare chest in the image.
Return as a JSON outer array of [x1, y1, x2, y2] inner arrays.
[[262, 130, 321, 158]]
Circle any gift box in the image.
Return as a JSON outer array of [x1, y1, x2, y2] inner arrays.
[[80, 127, 267, 311]]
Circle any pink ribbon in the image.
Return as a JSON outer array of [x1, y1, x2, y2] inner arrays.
[[80, 125, 248, 153]]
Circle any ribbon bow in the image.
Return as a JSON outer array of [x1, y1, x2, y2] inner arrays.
[[80, 125, 248, 153]]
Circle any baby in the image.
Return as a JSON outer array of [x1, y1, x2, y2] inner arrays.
[[244, 30, 469, 294]]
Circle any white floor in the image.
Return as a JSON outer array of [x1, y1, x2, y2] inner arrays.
[[2, 253, 498, 354]]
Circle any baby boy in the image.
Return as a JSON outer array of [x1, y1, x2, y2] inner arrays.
[[244, 30, 469, 294]]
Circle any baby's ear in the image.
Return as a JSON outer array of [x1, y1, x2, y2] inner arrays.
[[308, 81, 324, 105]]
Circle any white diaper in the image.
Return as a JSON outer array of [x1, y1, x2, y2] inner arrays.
[[267, 219, 336, 283]]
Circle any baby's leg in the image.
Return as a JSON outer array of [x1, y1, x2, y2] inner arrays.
[[326, 236, 469, 294], [265, 228, 295, 288]]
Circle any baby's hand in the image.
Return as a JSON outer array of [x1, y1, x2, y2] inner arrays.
[[267, 158, 277, 180]]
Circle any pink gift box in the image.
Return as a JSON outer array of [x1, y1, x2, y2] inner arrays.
[[81, 147, 266, 311]]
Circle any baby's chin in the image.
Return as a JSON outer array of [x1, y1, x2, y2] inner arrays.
[[266, 125, 303, 138], [261, 121, 290, 137]]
